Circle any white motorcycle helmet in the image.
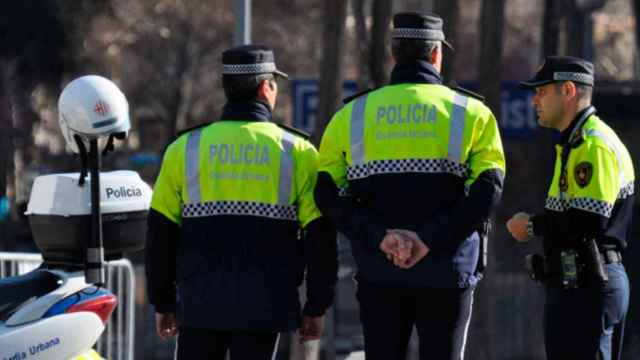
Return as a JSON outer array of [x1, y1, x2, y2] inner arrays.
[[58, 75, 130, 153]]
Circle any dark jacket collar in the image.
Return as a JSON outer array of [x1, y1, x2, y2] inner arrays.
[[559, 106, 596, 145], [390, 60, 443, 85], [220, 100, 272, 122]]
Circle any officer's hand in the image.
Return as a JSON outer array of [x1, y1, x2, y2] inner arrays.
[[389, 229, 430, 269], [299, 315, 324, 343], [506, 212, 531, 242], [380, 231, 413, 263], [155, 312, 178, 340]]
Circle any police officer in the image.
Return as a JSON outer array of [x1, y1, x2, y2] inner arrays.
[[145, 45, 338, 359], [315, 12, 505, 360], [506, 56, 632, 359]]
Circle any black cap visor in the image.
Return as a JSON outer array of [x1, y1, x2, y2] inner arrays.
[[442, 39, 454, 51], [518, 79, 554, 90], [274, 69, 288, 79]]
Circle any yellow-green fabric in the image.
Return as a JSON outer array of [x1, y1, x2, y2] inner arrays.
[[151, 120, 321, 228], [72, 350, 104, 360], [152, 133, 186, 225], [546, 115, 635, 218], [318, 84, 505, 187]]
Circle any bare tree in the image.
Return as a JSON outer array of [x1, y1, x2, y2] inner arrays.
[[0, 0, 80, 248], [477, 0, 505, 114], [352, 0, 371, 90], [0, 61, 15, 250], [0, 62, 14, 201], [101, 0, 231, 145], [369, 0, 393, 87], [351, 0, 392, 89], [468, 2, 505, 359], [313, 0, 348, 145], [542, 0, 563, 57], [634, 0, 640, 67], [435, 0, 460, 83]]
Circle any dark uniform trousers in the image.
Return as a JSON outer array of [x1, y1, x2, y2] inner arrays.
[[356, 275, 474, 360], [544, 263, 630, 360], [176, 327, 279, 360]]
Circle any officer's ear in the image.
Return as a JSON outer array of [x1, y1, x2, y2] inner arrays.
[[257, 79, 271, 97], [429, 45, 441, 64], [429, 43, 443, 72], [258, 79, 277, 92], [560, 81, 578, 99], [257, 79, 277, 109]]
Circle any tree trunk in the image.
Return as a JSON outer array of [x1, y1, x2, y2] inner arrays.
[[312, 0, 348, 146], [0, 61, 16, 250], [633, 0, 640, 79], [542, 0, 562, 58], [565, 0, 607, 60], [469, 2, 505, 359], [301, 2, 347, 358], [434, 0, 460, 83], [166, 20, 193, 144], [565, 2, 593, 60], [352, 0, 370, 90], [0, 61, 12, 200], [477, 0, 505, 115], [369, 0, 392, 88]]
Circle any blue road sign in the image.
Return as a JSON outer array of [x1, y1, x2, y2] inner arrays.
[[292, 80, 539, 138], [499, 82, 538, 138], [292, 80, 359, 134]]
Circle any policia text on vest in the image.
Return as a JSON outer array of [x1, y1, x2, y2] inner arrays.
[[374, 103, 438, 140], [209, 143, 272, 182]]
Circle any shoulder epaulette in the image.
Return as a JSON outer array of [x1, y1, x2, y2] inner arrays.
[[276, 123, 310, 140], [342, 88, 375, 104], [450, 85, 485, 102], [175, 122, 212, 138]]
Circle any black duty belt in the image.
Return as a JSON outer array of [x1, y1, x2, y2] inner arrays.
[[526, 246, 622, 289], [544, 249, 623, 269], [602, 249, 622, 264]]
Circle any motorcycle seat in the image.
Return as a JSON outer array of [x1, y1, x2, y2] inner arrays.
[[0, 270, 61, 320]]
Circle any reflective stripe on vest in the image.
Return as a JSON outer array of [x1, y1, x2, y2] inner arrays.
[[182, 200, 297, 221], [347, 158, 469, 180], [182, 126, 298, 220], [619, 182, 634, 199], [545, 196, 614, 218], [347, 91, 470, 180], [185, 128, 203, 204], [350, 94, 369, 166], [447, 93, 469, 163], [278, 130, 296, 205]]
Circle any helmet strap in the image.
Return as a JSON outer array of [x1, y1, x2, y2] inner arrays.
[[102, 134, 116, 157], [74, 134, 89, 186]]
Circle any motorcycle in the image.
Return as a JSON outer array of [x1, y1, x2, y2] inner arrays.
[[0, 75, 150, 360]]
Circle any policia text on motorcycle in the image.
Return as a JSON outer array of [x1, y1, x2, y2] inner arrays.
[[315, 11, 505, 360], [507, 56, 632, 360], [145, 45, 338, 359]]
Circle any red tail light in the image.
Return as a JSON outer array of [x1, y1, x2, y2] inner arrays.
[[65, 294, 118, 324]]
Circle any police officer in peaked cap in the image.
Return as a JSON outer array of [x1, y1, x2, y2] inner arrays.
[[315, 11, 505, 360], [146, 44, 338, 359], [507, 56, 633, 359]]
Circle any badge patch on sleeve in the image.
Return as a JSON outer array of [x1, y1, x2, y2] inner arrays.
[[574, 162, 593, 188]]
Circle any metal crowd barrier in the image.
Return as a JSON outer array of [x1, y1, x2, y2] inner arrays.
[[0, 252, 136, 360]]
